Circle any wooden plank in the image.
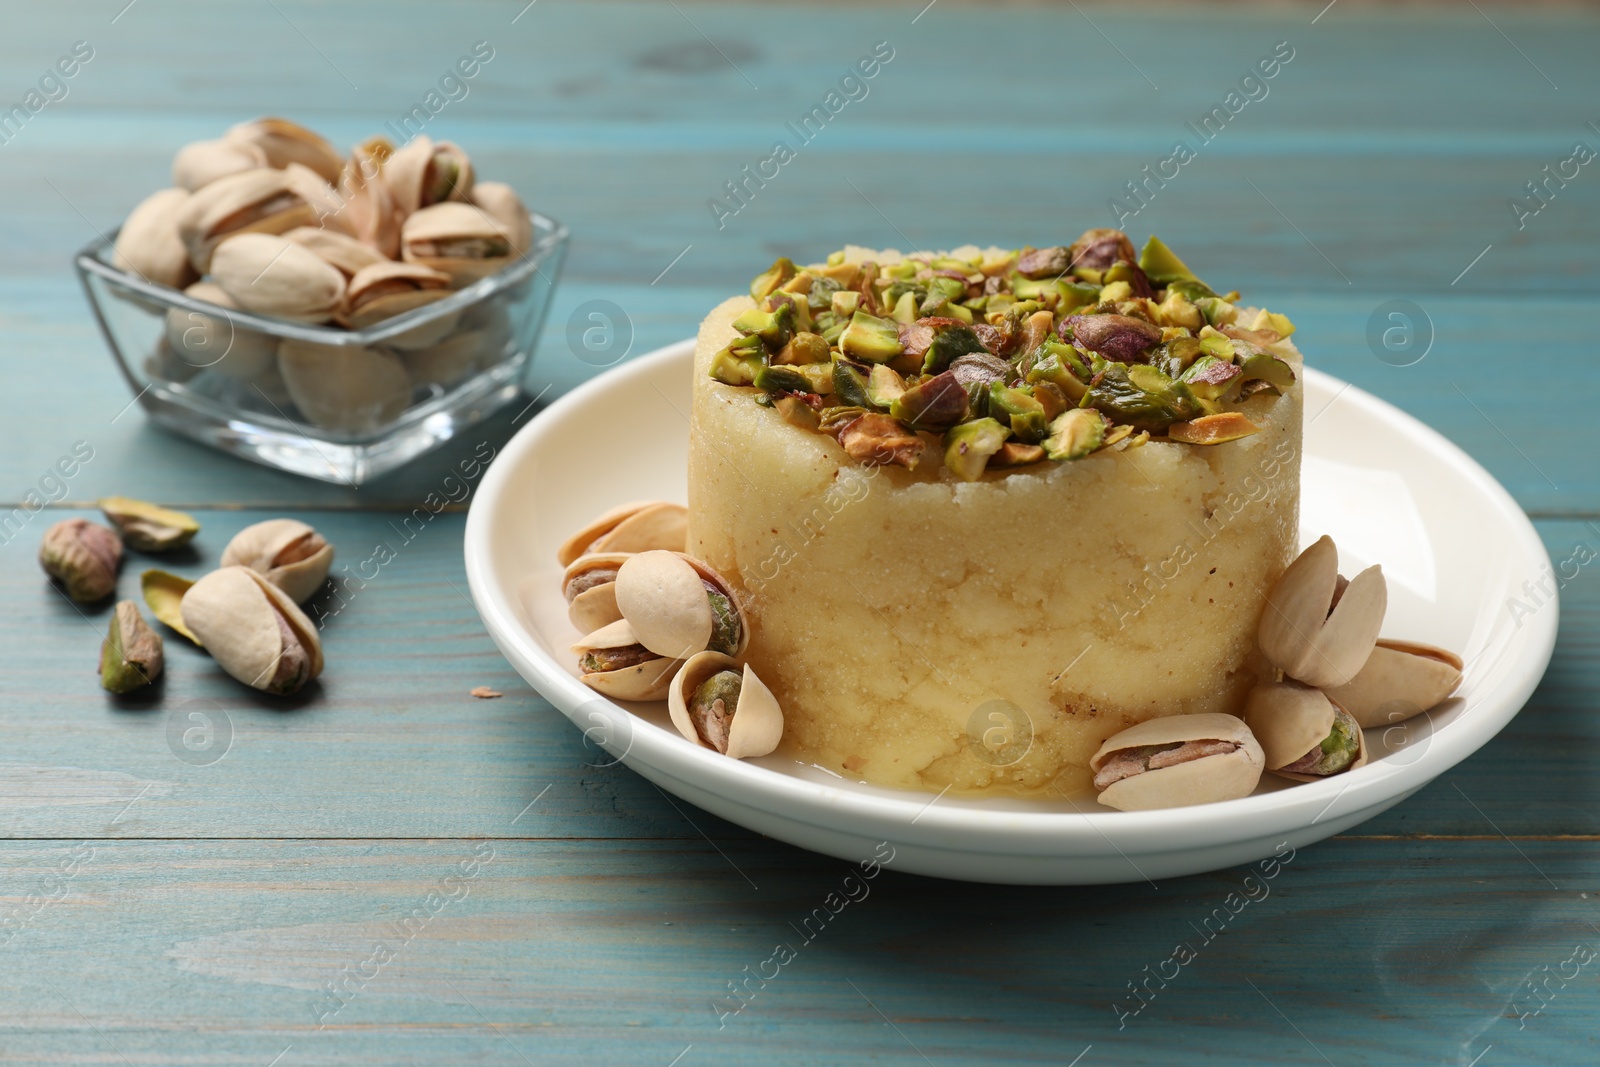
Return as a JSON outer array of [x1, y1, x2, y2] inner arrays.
[[0, 508, 1592, 840], [0, 836, 1596, 1064]]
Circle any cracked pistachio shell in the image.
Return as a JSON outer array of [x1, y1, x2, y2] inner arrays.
[[469, 181, 533, 255], [556, 501, 688, 566], [212, 233, 347, 324], [385, 135, 475, 217], [176, 168, 321, 273], [571, 619, 682, 701], [141, 569, 199, 644], [277, 339, 413, 434], [101, 600, 164, 694], [284, 226, 387, 278], [1258, 535, 1387, 688], [668, 652, 784, 759], [39, 519, 122, 603], [561, 552, 629, 633], [165, 282, 277, 379], [98, 496, 199, 552], [339, 261, 454, 332], [337, 138, 401, 258], [223, 117, 343, 185], [113, 188, 198, 290], [171, 138, 267, 192], [220, 518, 333, 605], [614, 551, 748, 661], [1089, 713, 1265, 812], [1324, 640, 1463, 728], [1243, 681, 1369, 780], [401, 202, 513, 286], [180, 566, 323, 694]]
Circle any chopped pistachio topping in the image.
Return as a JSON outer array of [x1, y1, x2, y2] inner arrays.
[[713, 231, 1297, 478]]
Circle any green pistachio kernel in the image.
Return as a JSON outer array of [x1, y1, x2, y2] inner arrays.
[[750, 258, 797, 301], [943, 418, 1011, 482], [839, 310, 904, 363], [1043, 408, 1108, 461]]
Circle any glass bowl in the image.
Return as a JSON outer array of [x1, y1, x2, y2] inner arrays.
[[75, 213, 568, 485]]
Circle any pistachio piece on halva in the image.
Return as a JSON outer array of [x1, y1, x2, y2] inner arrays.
[[1323, 640, 1463, 728], [401, 202, 513, 286], [141, 568, 199, 644], [39, 518, 122, 602], [1244, 680, 1368, 781], [220, 518, 333, 604], [165, 281, 277, 378], [98, 496, 200, 552], [944, 418, 1009, 482], [181, 566, 323, 695], [113, 188, 198, 290], [1043, 408, 1106, 461], [385, 134, 475, 217], [556, 501, 688, 566], [175, 167, 322, 273], [277, 339, 413, 433], [1090, 713, 1265, 811], [101, 600, 164, 694], [613, 551, 747, 661], [223, 117, 343, 185], [211, 233, 347, 324], [1258, 536, 1387, 688], [668, 652, 784, 759], [171, 138, 269, 192], [468, 180, 533, 255], [572, 618, 682, 701]]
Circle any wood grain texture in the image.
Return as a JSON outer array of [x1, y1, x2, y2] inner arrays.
[[0, 0, 1596, 1062]]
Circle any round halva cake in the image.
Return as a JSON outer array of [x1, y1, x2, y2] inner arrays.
[[687, 231, 1302, 795]]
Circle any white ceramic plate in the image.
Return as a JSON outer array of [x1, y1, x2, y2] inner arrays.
[[465, 339, 1557, 884]]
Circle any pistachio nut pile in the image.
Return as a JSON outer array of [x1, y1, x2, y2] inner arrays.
[[709, 228, 1300, 480], [37, 501, 335, 698], [112, 117, 533, 432], [556, 502, 783, 760]]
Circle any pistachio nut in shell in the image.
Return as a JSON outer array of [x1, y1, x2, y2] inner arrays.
[[220, 518, 334, 604], [1258, 535, 1387, 688], [668, 652, 784, 759], [180, 566, 323, 695], [401, 202, 514, 286], [556, 501, 688, 566], [224, 117, 343, 185], [165, 282, 277, 378], [284, 226, 387, 278], [141, 568, 199, 644], [1323, 640, 1464, 728], [400, 328, 482, 384], [469, 181, 533, 255], [562, 552, 629, 634], [385, 135, 475, 217], [571, 618, 681, 701], [113, 188, 197, 290], [339, 261, 453, 331], [277, 339, 413, 434], [98, 496, 199, 552], [1089, 713, 1265, 812], [101, 600, 164, 694], [211, 233, 346, 324], [337, 139, 401, 258], [171, 138, 267, 192], [175, 167, 321, 273], [279, 162, 358, 238], [1244, 681, 1369, 781], [614, 551, 747, 661], [39, 518, 122, 603]]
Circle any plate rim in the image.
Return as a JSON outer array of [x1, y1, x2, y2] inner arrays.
[[465, 338, 1558, 854]]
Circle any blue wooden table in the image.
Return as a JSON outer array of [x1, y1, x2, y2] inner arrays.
[[3, 1, 1598, 1063]]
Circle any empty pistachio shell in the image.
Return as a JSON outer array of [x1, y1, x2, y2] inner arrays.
[[1244, 681, 1369, 781], [1259, 536, 1387, 688], [556, 501, 689, 565], [385, 135, 475, 217], [1324, 640, 1463, 728], [571, 618, 681, 701], [337, 139, 401, 258], [668, 652, 784, 759], [141, 568, 199, 644], [113, 188, 197, 290], [98, 496, 199, 552], [223, 117, 343, 185], [284, 226, 388, 278], [39, 519, 122, 603], [165, 282, 277, 378], [171, 138, 267, 192], [211, 233, 347, 324], [277, 339, 413, 434], [1089, 713, 1265, 811], [220, 518, 333, 604], [469, 181, 533, 255], [401, 202, 513, 286], [175, 168, 322, 273], [101, 600, 164, 694], [562, 552, 629, 633], [614, 551, 747, 661], [180, 566, 323, 695], [339, 261, 453, 333]]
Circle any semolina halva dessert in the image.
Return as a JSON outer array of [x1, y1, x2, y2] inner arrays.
[[686, 228, 1305, 795]]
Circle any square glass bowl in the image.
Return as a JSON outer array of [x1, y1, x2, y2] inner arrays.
[[75, 213, 568, 484]]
